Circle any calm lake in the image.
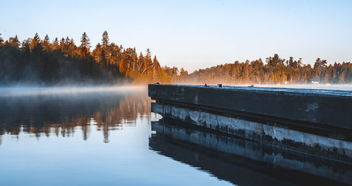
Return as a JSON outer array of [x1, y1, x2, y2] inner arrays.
[[0, 86, 350, 186]]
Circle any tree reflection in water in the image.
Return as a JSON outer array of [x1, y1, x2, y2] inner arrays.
[[0, 88, 151, 143]]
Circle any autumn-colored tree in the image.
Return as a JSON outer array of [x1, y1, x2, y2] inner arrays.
[[30, 33, 40, 49], [80, 32, 90, 58], [52, 37, 60, 51], [7, 35, 20, 47], [42, 34, 51, 51]]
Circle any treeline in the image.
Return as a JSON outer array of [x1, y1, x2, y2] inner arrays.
[[1, 32, 352, 85], [175, 54, 352, 84], [0, 32, 168, 85]]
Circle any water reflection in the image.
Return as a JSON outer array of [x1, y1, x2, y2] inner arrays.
[[150, 118, 352, 186], [1, 87, 351, 185], [0, 87, 233, 186], [0, 87, 151, 143]]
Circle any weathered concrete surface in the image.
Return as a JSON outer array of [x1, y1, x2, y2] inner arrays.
[[148, 84, 352, 131], [151, 120, 352, 185], [152, 103, 352, 161]]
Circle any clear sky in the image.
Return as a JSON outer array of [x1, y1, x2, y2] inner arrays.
[[0, 0, 351, 71]]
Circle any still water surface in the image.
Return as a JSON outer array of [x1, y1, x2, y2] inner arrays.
[[0, 86, 350, 186], [0, 87, 233, 186]]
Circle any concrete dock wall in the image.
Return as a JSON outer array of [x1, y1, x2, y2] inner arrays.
[[148, 84, 352, 131], [152, 102, 352, 161], [148, 84, 352, 162]]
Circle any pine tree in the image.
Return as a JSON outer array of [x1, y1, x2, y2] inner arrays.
[[152, 56, 162, 80], [43, 35, 50, 50], [80, 32, 90, 48], [52, 37, 60, 51], [80, 32, 90, 58], [144, 48, 153, 72], [153, 56, 161, 69], [59, 37, 65, 51], [30, 33, 40, 49], [102, 31, 109, 48], [44, 35, 50, 43]]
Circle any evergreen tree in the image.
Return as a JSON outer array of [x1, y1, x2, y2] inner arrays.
[[102, 31, 109, 48], [30, 33, 40, 49], [80, 32, 90, 49], [44, 35, 50, 43], [52, 37, 60, 51], [80, 32, 90, 58], [43, 35, 50, 50]]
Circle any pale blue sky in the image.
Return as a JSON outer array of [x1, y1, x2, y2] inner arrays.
[[1, 0, 351, 71]]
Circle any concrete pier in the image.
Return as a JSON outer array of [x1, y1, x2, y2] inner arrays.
[[148, 84, 352, 162]]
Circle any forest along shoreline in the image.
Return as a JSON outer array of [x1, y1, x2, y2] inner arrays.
[[1, 31, 352, 86]]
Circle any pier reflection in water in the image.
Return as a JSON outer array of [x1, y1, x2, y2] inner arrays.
[[150, 118, 352, 186], [0, 87, 351, 185]]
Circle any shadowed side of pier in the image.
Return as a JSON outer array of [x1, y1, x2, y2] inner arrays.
[[148, 84, 352, 163]]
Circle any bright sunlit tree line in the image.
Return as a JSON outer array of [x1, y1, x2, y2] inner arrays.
[[1, 32, 352, 85]]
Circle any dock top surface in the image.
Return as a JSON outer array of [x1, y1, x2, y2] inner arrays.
[[149, 84, 352, 97]]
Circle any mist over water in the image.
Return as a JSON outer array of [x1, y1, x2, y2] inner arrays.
[[0, 82, 351, 98], [0, 85, 146, 97]]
